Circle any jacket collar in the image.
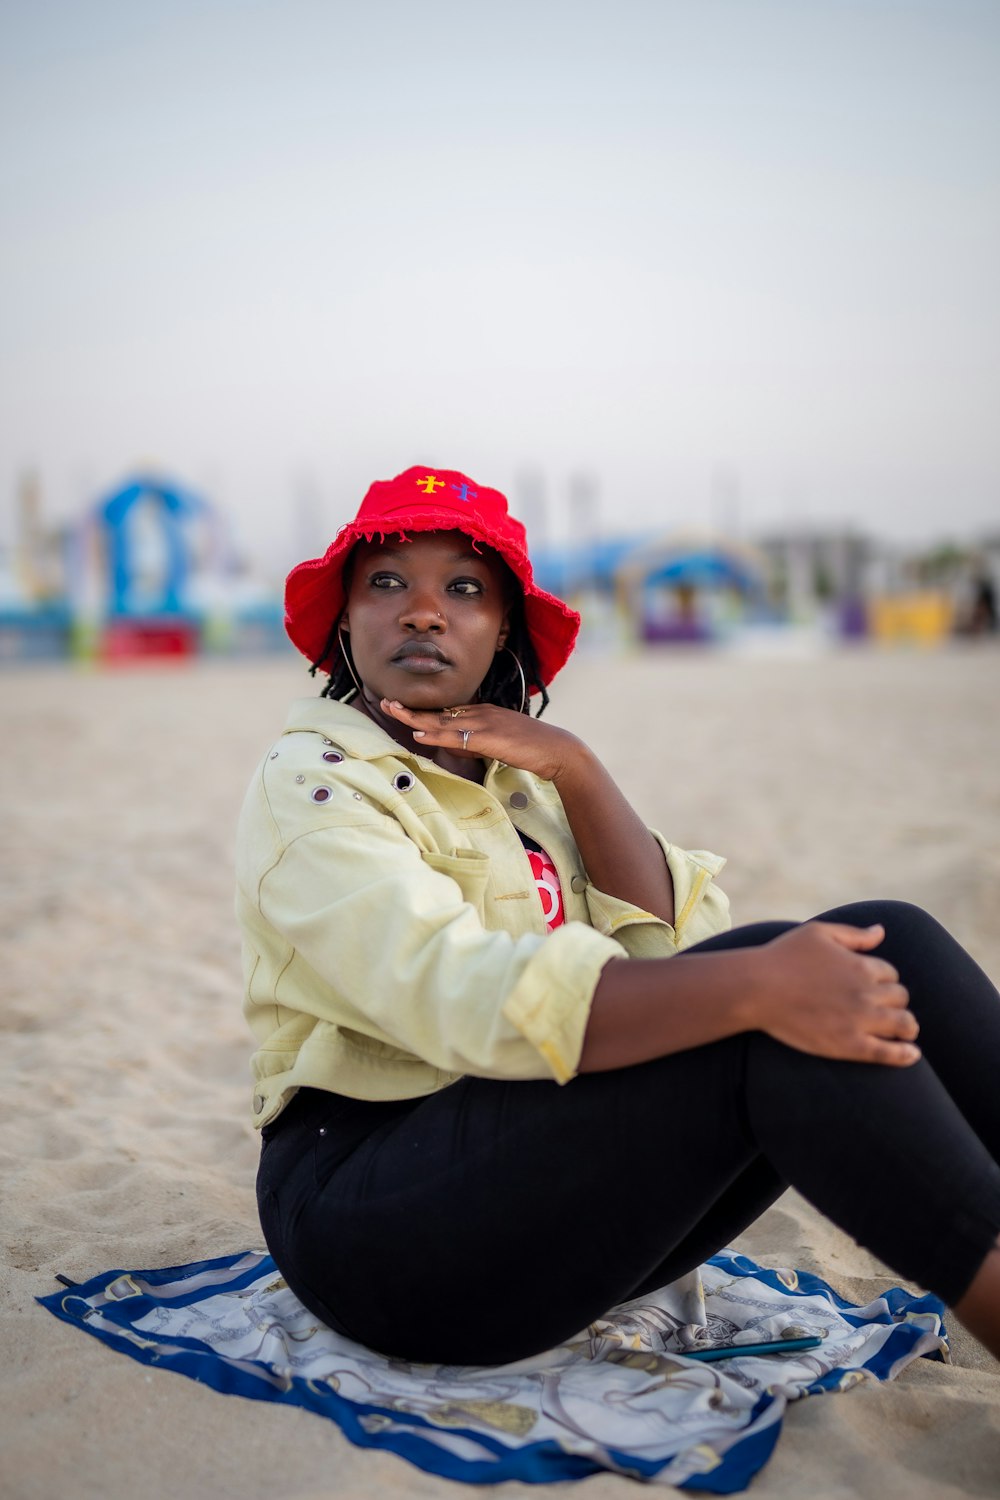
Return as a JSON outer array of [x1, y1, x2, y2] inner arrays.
[[283, 697, 407, 761], [282, 697, 519, 792]]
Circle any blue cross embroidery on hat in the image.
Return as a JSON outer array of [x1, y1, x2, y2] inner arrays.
[[416, 476, 444, 494], [450, 482, 477, 503]]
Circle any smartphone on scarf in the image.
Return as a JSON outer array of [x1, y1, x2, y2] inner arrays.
[[684, 1334, 823, 1362]]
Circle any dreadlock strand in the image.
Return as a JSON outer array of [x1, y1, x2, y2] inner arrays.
[[309, 617, 341, 683]]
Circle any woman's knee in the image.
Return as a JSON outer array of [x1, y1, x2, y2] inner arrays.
[[812, 900, 976, 1005], [686, 919, 798, 954], [813, 898, 944, 944]]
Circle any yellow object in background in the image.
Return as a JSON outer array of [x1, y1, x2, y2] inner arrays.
[[868, 592, 954, 645]]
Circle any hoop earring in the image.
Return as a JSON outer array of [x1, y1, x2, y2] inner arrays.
[[337, 625, 364, 698], [501, 646, 527, 715]]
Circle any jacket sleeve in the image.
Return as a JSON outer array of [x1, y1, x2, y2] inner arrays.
[[582, 835, 731, 958], [254, 813, 627, 1085]]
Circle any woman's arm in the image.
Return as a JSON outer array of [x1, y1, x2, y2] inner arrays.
[[547, 740, 674, 922], [579, 921, 921, 1072]]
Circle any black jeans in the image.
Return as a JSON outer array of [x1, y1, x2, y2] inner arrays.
[[257, 901, 1000, 1365]]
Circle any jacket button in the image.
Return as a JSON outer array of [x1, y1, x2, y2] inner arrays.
[[509, 792, 529, 809], [571, 875, 588, 893], [253, 1094, 265, 1114]]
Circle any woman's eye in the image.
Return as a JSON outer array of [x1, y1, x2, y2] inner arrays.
[[450, 579, 484, 596], [371, 573, 403, 590]]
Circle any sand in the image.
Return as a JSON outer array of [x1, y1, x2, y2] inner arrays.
[[2, 642, 999, 1498]]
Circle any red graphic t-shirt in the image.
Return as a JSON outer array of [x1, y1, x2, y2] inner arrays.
[[518, 834, 565, 931]]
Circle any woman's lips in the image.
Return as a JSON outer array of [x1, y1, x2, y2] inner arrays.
[[391, 643, 450, 674], [391, 656, 448, 674]]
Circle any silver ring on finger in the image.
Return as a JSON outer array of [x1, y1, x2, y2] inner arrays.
[[461, 728, 471, 749]]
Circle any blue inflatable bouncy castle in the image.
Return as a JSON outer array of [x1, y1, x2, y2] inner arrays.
[[89, 473, 218, 659], [616, 533, 769, 643]]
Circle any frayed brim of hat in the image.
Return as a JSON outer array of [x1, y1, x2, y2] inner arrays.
[[284, 510, 580, 689]]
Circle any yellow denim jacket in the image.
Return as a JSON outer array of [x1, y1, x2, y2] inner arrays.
[[236, 699, 731, 1128]]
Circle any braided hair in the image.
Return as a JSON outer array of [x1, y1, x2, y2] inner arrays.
[[308, 551, 551, 718]]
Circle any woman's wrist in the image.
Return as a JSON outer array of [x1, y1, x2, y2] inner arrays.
[[717, 948, 768, 1033], [548, 735, 601, 795]]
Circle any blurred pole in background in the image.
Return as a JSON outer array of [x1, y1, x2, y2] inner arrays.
[[710, 466, 741, 542], [292, 472, 324, 567], [568, 471, 599, 545], [568, 470, 600, 594], [515, 467, 548, 550]]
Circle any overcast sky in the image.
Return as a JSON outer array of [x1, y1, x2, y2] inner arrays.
[[1, 0, 998, 576]]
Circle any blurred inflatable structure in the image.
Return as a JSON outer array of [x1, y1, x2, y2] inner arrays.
[[617, 532, 770, 644], [0, 471, 286, 665], [533, 530, 774, 647], [83, 473, 220, 659]]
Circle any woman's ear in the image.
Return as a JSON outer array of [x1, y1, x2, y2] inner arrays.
[[496, 611, 510, 651], [339, 613, 350, 633]]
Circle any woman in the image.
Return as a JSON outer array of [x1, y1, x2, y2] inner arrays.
[[238, 464, 1000, 1366]]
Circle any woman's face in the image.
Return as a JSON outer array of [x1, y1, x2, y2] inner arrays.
[[341, 530, 511, 712]]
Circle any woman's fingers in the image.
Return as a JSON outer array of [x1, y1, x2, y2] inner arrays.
[[868, 998, 919, 1040], [861, 954, 900, 985], [382, 700, 476, 747], [382, 700, 446, 727], [872, 981, 913, 1012], [859, 1037, 922, 1067], [836, 987, 919, 1069], [820, 921, 886, 951], [829, 998, 920, 1062], [379, 699, 575, 781]]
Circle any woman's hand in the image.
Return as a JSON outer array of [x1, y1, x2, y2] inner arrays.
[[747, 922, 920, 1066], [382, 697, 677, 924], [380, 699, 584, 783], [582, 925, 918, 1075]]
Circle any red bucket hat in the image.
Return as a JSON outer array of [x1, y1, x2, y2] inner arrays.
[[284, 466, 580, 691]]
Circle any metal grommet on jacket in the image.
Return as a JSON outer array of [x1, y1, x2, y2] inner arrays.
[[393, 771, 415, 792], [311, 786, 332, 803]]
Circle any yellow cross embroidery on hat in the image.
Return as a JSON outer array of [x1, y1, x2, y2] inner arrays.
[[416, 475, 444, 493]]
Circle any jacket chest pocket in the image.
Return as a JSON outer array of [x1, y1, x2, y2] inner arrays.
[[420, 848, 491, 918]]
